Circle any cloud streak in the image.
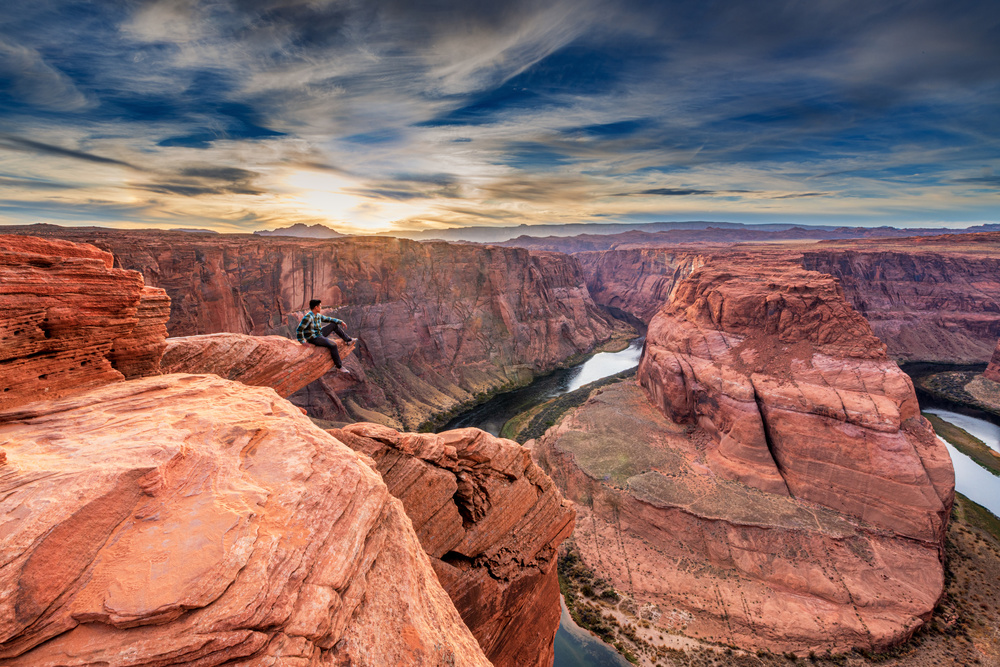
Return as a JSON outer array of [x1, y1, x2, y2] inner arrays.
[[0, 0, 997, 232]]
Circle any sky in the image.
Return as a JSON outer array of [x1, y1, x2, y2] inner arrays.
[[0, 0, 998, 234]]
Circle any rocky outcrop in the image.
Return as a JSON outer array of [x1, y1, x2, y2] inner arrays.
[[329, 423, 575, 667], [985, 339, 1000, 382], [0, 374, 492, 666], [0, 235, 165, 411], [639, 262, 952, 542], [534, 261, 954, 654], [802, 246, 1000, 363], [3, 227, 615, 429], [161, 332, 355, 398], [107, 286, 171, 379]]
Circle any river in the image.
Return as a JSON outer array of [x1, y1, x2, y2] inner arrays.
[[441, 354, 1000, 666]]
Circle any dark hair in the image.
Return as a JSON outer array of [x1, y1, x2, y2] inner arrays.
[[309, 299, 321, 310]]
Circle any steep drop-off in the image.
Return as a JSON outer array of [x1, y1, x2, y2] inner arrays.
[[331, 423, 575, 667], [535, 261, 954, 654], [5, 226, 614, 429]]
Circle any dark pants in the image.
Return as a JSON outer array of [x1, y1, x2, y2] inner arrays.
[[309, 321, 351, 368]]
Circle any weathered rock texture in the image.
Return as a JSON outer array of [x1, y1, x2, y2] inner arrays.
[[329, 423, 575, 667], [802, 245, 1000, 363], [4, 227, 614, 429], [0, 374, 492, 667], [985, 339, 1000, 383], [0, 235, 168, 411], [576, 248, 709, 323], [161, 332, 354, 398], [577, 234, 1000, 364], [535, 261, 954, 654]]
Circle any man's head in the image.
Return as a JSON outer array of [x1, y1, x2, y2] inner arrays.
[[309, 299, 321, 313]]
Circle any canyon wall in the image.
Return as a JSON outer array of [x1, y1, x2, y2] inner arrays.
[[330, 423, 575, 667], [802, 248, 1000, 363], [534, 261, 954, 654], [985, 339, 1000, 382], [5, 226, 614, 429], [577, 236, 1000, 364]]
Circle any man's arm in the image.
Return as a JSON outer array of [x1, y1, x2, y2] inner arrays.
[[320, 314, 343, 325], [295, 314, 310, 343]]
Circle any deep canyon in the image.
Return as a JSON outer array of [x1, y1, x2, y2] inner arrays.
[[3, 227, 1000, 665]]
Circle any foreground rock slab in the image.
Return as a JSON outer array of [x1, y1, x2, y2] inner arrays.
[[161, 332, 354, 397], [0, 374, 490, 667], [330, 423, 574, 667]]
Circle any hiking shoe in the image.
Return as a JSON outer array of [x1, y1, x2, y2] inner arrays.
[[338, 367, 352, 375]]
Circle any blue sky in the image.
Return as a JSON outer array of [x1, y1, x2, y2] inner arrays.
[[0, 0, 998, 233]]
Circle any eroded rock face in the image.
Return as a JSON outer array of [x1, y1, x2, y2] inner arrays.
[[802, 247, 1000, 363], [3, 227, 614, 429], [0, 374, 491, 667], [985, 339, 1000, 382], [0, 235, 163, 410], [161, 332, 355, 398], [535, 261, 954, 654], [329, 423, 575, 667], [638, 263, 952, 542]]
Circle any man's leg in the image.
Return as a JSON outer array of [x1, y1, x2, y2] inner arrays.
[[309, 336, 343, 368], [321, 321, 353, 343]]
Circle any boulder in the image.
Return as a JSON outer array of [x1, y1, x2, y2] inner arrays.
[[161, 332, 355, 398]]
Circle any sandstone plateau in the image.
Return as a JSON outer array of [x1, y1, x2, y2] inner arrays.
[[3, 226, 615, 429], [534, 261, 954, 654], [330, 423, 575, 667], [0, 374, 491, 666]]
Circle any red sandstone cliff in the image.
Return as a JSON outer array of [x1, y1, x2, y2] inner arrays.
[[0, 235, 168, 410], [802, 246, 1000, 363], [534, 261, 954, 654], [330, 423, 575, 667], [577, 235, 1000, 364], [985, 339, 1000, 382], [161, 332, 353, 398], [4, 226, 614, 429]]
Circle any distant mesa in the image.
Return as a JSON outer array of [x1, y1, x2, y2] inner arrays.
[[254, 223, 345, 238], [168, 228, 219, 234]]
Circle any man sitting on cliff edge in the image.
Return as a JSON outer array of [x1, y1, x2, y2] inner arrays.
[[297, 299, 353, 373]]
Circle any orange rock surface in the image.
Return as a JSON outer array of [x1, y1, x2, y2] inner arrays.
[[330, 423, 575, 667], [0, 235, 164, 410], [161, 332, 355, 398], [0, 374, 492, 666]]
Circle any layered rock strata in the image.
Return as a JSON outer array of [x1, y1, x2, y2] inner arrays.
[[985, 339, 1000, 383], [535, 262, 954, 654], [0, 235, 165, 411], [802, 246, 1000, 363], [0, 374, 492, 666], [4, 227, 614, 429], [161, 332, 354, 398], [329, 423, 575, 667]]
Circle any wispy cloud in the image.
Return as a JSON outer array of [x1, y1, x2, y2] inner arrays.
[[0, 0, 997, 232]]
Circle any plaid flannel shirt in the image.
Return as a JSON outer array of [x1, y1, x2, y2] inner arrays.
[[296, 311, 343, 343]]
